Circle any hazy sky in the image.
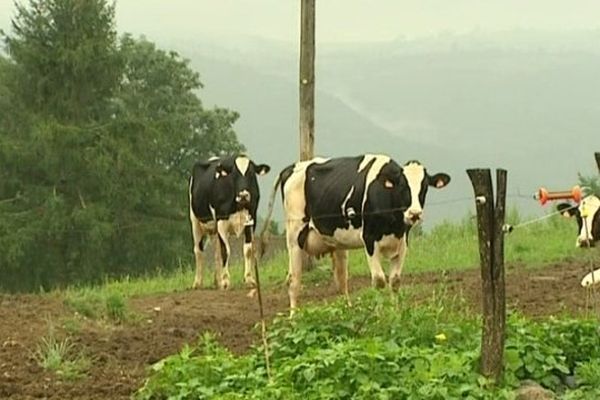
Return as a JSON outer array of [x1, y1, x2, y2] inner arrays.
[[1, 0, 600, 43]]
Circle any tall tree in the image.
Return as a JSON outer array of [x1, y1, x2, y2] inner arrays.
[[0, 2, 243, 291], [3, 0, 121, 122]]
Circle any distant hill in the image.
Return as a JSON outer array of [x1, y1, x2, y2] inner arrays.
[[155, 31, 600, 226]]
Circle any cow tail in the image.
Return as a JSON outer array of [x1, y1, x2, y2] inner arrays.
[[258, 172, 283, 260]]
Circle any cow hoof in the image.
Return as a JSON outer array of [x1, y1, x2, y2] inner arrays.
[[372, 276, 387, 289], [220, 278, 231, 290], [389, 276, 402, 292], [244, 276, 256, 288]]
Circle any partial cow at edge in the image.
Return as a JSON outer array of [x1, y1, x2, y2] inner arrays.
[[261, 154, 450, 311], [557, 195, 600, 248], [189, 155, 270, 289]]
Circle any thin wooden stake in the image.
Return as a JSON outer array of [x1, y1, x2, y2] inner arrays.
[[245, 218, 272, 380]]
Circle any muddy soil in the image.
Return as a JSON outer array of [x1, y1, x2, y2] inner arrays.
[[0, 261, 596, 399]]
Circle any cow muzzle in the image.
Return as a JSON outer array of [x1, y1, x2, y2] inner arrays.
[[404, 209, 423, 225], [235, 190, 251, 205]]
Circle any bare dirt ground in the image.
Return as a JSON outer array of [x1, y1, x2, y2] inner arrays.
[[0, 261, 597, 400]]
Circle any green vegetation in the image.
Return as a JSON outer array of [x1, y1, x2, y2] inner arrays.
[[136, 290, 600, 399], [33, 327, 91, 380], [0, 0, 242, 293], [64, 290, 130, 322], [56, 207, 594, 312]]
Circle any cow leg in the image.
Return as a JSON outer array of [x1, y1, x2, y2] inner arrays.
[[332, 249, 351, 305], [215, 220, 231, 290], [286, 226, 304, 313], [190, 215, 206, 289], [389, 235, 408, 292], [242, 236, 256, 288], [288, 246, 304, 313], [363, 237, 387, 288]]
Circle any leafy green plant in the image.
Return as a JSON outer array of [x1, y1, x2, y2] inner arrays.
[[137, 289, 600, 400]]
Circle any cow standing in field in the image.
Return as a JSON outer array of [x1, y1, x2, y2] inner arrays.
[[557, 195, 600, 248], [189, 155, 270, 289], [262, 154, 450, 310]]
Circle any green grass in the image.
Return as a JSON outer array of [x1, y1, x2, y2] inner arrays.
[[57, 209, 598, 318], [33, 324, 91, 380]]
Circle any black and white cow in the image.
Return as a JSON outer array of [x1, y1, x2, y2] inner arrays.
[[263, 154, 450, 310], [189, 155, 270, 289], [557, 195, 600, 248]]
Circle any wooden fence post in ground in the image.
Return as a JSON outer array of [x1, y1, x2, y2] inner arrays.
[[595, 152, 600, 173], [467, 168, 507, 382], [299, 0, 316, 271]]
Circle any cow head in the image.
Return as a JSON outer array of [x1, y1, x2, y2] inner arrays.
[[401, 161, 451, 225], [215, 155, 270, 210], [557, 195, 600, 248]]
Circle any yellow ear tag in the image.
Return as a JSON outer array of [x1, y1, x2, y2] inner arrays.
[[581, 203, 589, 218], [384, 180, 394, 188]]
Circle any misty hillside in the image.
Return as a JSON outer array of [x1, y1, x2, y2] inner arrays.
[[157, 31, 600, 225]]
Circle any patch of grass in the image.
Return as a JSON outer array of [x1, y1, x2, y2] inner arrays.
[[57, 209, 598, 307], [64, 290, 131, 322], [105, 292, 127, 322], [61, 317, 83, 335], [34, 330, 91, 380]]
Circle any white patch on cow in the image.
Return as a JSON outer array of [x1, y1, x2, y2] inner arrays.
[[226, 210, 250, 237], [208, 156, 220, 162], [341, 186, 355, 221], [376, 233, 402, 257], [577, 195, 600, 246], [235, 156, 250, 175], [331, 226, 364, 249], [358, 154, 377, 173], [361, 155, 391, 212], [581, 268, 600, 287], [403, 162, 426, 223]]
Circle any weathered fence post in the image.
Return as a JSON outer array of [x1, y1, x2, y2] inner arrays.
[[467, 168, 507, 382], [595, 152, 600, 173]]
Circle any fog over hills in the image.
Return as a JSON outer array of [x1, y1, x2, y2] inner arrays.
[[150, 31, 600, 227]]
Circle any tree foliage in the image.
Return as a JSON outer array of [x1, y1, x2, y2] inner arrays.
[[0, 0, 244, 292]]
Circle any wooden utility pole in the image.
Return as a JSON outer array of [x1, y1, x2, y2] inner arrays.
[[299, 0, 315, 161], [467, 168, 507, 382]]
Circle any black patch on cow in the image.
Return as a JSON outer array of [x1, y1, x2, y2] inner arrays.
[[297, 224, 310, 250], [361, 160, 409, 254], [279, 164, 295, 198], [199, 236, 207, 251], [304, 156, 373, 236], [592, 208, 600, 244], [244, 224, 253, 244], [190, 155, 266, 224]]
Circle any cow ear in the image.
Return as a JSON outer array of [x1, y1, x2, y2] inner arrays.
[[557, 203, 578, 218], [255, 164, 271, 176], [428, 173, 450, 189]]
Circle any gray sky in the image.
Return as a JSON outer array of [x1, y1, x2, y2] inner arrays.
[[2, 0, 600, 43]]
